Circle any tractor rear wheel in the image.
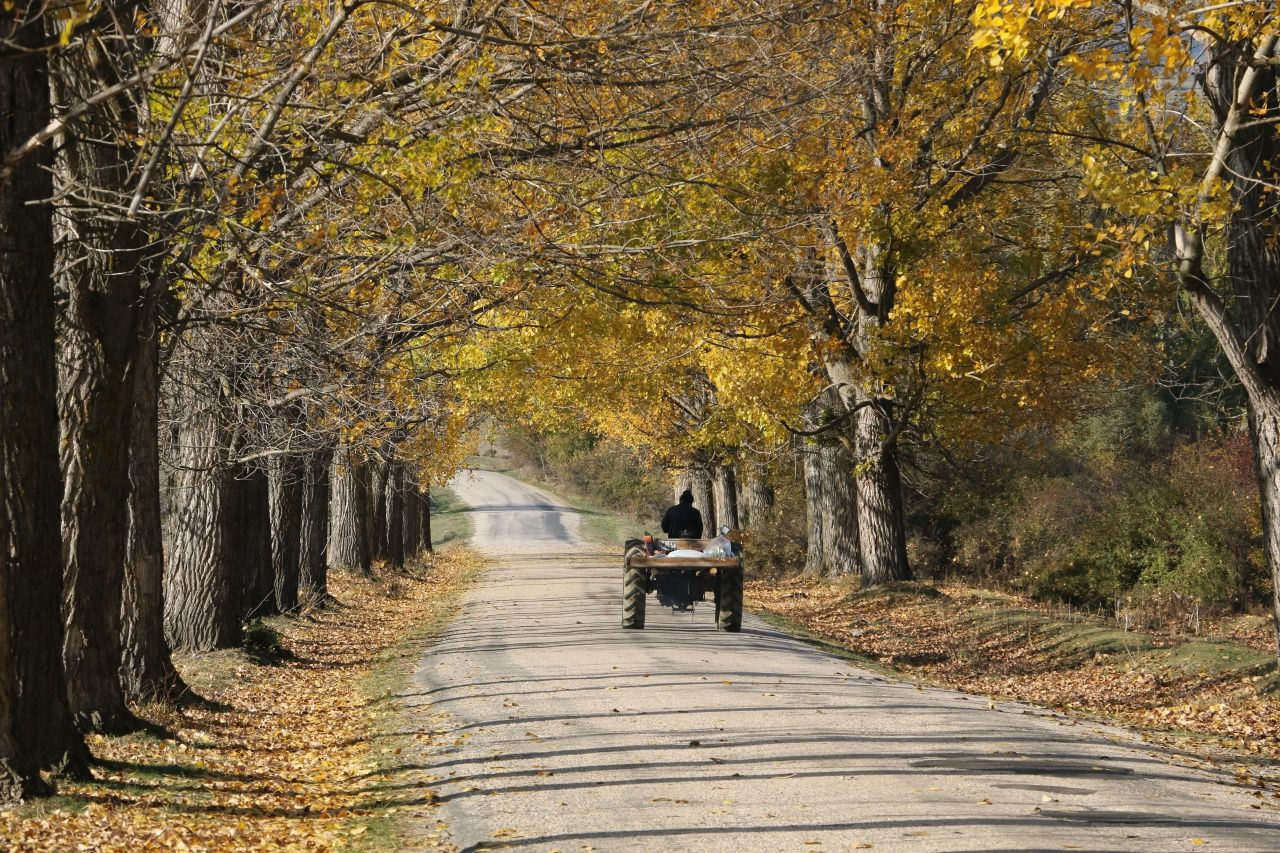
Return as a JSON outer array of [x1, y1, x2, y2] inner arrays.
[[717, 568, 743, 632], [623, 547, 647, 629]]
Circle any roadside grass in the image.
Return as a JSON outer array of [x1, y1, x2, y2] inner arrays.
[[1, 550, 483, 852], [430, 485, 473, 548], [746, 574, 1280, 768], [354, 546, 486, 850]]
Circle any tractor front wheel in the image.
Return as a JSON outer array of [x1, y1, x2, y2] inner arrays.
[[623, 548, 647, 629]]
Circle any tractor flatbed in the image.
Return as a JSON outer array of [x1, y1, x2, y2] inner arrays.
[[624, 555, 741, 569]]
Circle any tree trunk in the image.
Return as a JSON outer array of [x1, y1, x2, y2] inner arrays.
[[801, 437, 826, 577], [712, 464, 739, 532], [269, 454, 303, 613], [369, 459, 389, 562], [329, 447, 371, 573], [402, 469, 421, 558], [672, 469, 692, 503], [853, 401, 910, 584], [51, 0, 156, 736], [421, 485, 433, 552], [819, 436, 860, 577], [688, 465, 716, 537], [742, 461, 774, 529], [811, 230, 912, 586], [0, 561, 34, 800], [297, 447, 331, 608], [164, 402, 240, 651], [0, 3, 88, 786], [233, 465, 273, 619], [384, 463, 405, 570], [1188, 39, 1280, 659], [121, 322, 185, 703], [1248, 400, 1280, 660]]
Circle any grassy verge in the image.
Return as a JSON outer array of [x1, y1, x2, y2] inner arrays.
[[356, 547, 486, 850], [747, 576, 1280, 769], [430, 485, 473, 548], [1, 549, 483, 852]]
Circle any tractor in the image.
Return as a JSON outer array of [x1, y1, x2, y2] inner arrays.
[[621, 532, 743, 631]]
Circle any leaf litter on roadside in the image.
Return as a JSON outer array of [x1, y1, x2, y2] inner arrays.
[[1, 549, 481, 851], [746, 576, 1280, 787]]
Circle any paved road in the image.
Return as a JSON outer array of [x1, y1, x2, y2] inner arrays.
[[410, 469, 1279, 852]]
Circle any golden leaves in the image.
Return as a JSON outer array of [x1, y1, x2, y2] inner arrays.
[[3, 551, 481, 851]]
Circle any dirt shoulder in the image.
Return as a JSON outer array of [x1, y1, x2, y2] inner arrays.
[[2, 548, 482, 852], [747, 575, 1280, 788]]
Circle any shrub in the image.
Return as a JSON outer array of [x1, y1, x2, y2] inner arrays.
[[242, 619, 292, 664]]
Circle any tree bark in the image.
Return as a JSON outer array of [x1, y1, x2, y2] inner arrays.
[[815, 264, 912, 585], [1185, 38, 1280, 659], [712, 464, 739, 532], [269, 454, 303, 613], [421, 484, 433, 553], [801, 415, 826, 577], [232, 465, 274, 619], [819, 435, 860, 578], [164, 399, 240, 651], [1249, 399, 1280, 659], [672, 469, 692, 503], [297, 447, 331, 608], [121, 321, 185, 703], [329, 446, 371, 573], [384, 463, 405, 570], [688, 464, 716, 537], [853, 401, 910, 584], [402, 469, 421, 558], [742, 461, 774, 529], [52, 19, 151, 733], [370, 459, 389, 562], [0, 2, 88, 787]]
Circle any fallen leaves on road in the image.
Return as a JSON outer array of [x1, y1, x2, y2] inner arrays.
[[2, 549, 481, 851]]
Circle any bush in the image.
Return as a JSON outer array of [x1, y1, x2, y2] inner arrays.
[[950, 430, 1266, 613], [242, 619, 292, 664]]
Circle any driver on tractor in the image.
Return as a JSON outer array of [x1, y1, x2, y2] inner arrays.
[[661, 489, 703, 539]]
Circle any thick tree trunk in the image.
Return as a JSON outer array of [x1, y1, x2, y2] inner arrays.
[[742, 461, 774, 529], [1249, 399, 1280, 659], [121, 323, 185, 703], [853, 401, 910, 584], [402, 469, 421, 558], [384, 463, 405, 570], [811, 231, 912, 586], [819, 436, 860, 577], [369, 460, 389, 562], [673, 469, 692, 503], [52, 0, 155, 736], [165, 402, 240, 651], [0, 566, 32, 800], [422, 485, 434, 552], [297, 448, 331, 608], [687, 465, 716, 536], [801, 441, 826, 576], [329, 447, 371, 573], [0, 5, 88, 787], [233, 465, 273, 619], [1192, 40, 1280, 659], [269, 455, 303, 612], [712, 464, 739, 532]]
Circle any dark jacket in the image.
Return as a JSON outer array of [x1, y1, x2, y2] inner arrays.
[[661, 501, 703, 538]]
